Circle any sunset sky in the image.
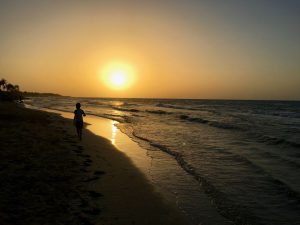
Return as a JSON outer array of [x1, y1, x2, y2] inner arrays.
[[0, 0, 299, 100]]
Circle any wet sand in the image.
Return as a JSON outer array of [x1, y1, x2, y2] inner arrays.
[[0, 102, 187, 225]]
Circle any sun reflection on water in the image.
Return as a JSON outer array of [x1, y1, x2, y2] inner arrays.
[[111, 120, 119, 145]]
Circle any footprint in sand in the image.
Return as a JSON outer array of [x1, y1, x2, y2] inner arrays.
[[85, 159, 92, 163], [73, 149, 83, 154], [72, 145, 84, 153], [88, 191, 103, 198], [63, 137, 76, 142], [77, 153, 90, 158], [83, 207, 101, 215], [94, 170, 106, 176], [80, 168, 90, 173], [80, 198, 89, 208], [82, 159, 92, 167], [79, 215, 94, 225], [83, 176, 99, 182], [82, 162, 91, 167]]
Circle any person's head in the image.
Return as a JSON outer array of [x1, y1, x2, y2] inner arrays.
[[76, 103, 81, 109]]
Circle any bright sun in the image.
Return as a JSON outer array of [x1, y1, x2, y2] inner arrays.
[[110, 70, 126, 87], [101, 62, 135, 90]]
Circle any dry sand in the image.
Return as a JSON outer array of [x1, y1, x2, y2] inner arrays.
[[0, 102, 187, 225]]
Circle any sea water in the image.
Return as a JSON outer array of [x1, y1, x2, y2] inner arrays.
[[27, 97, 300, 225]]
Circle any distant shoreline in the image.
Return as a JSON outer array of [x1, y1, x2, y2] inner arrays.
[[22, 91, 62, 97]]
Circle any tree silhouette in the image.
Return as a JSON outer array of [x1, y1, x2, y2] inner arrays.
[[14, 85, 19, 92], [6, 83, 16, 92], [0, 79, 7, 91], [0, 78, 22, 101]]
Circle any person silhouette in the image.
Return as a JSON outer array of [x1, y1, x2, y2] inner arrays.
[[74, 103, 86, 140]]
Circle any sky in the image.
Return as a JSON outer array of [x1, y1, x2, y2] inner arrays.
[[0, 0, 299, 100]]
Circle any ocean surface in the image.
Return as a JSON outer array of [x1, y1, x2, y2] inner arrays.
[[27, 97, 300, 225]]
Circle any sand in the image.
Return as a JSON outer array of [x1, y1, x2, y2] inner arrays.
[[0, 101, 187, 225]]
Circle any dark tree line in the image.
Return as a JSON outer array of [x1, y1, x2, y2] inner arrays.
[[0, 78, 62, 101], [0, 78, 22, 101]]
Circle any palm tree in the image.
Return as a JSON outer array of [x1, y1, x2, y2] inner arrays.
[[14, 85, 19, 92], [5, 83, 15, 92], [0, 79, 22, 101], [0, 79, 7, 91]]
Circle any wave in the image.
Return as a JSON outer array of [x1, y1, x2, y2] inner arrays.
[[82, 100, 105, 106], [145, 109, 172, 115], [179, 115, 208, 123], [157, 103, 199, 111], [89, 113, 126, 123], [112, 106, 140, 113], [179, 115, 241, 130], [120, 102, 139, 107], [113, 106, 172, 115], [258, 151, 300, 169], [131, 131, 300, 224], [131, 132, 152, 143], [208, 121, 240, 130], [271, 112, 300, 118], [130, 132, 266, 224], [253, 134, 300, 149]]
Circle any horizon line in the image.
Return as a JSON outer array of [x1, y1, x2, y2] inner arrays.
[[23, 91, 300, 102]]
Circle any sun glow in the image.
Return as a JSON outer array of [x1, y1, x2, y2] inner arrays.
[[102, 62, 135, 90]]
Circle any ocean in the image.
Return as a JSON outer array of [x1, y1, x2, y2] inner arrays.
[[26, 97, 300, 225]]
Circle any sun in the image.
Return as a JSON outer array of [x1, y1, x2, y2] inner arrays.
[[109, 70, 126, 87], [101, 62, 135, 90]]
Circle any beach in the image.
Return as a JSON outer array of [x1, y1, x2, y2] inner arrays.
[[0, 101, 187, 225]]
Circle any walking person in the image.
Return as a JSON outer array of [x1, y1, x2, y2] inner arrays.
[[74, 103, 86, 140]]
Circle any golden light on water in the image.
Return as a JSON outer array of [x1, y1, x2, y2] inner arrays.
[[111, 120, 118, 145], [101, 62, 136, 90]]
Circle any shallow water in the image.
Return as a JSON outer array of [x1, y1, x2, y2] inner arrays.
[[26, 98, 300, 225]]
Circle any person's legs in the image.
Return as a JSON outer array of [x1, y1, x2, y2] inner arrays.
[[79, 128, 82, 140], [75, 121, 83, 140], [76, 127, 80, 139]]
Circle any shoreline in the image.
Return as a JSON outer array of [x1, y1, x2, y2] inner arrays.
[[0, 102, 187, 225]]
